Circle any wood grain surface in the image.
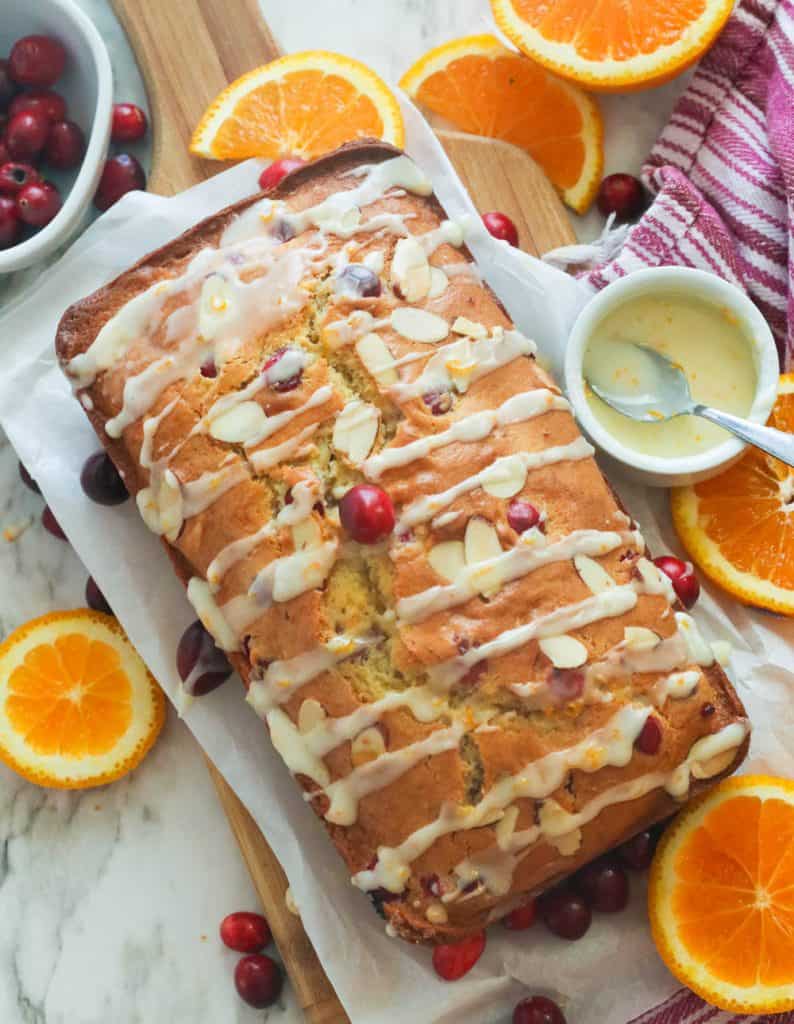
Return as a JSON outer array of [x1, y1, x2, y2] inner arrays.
[[110, 1, 575, 1019]]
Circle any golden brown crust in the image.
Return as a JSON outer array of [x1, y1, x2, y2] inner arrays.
[[56, 140, 749, 944]]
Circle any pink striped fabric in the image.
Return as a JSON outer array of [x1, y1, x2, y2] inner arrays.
[[587, 0, 794, 368], [629, 987, 794, 1024]]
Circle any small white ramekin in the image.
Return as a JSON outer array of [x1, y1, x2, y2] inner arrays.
[[0, 0, 112, 274], [564, 267, 779, 488]]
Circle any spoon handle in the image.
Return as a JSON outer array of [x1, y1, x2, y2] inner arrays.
[[694, 404, 794, 468]]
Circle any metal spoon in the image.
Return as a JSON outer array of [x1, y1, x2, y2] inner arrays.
[[587, 343, 794, 468]]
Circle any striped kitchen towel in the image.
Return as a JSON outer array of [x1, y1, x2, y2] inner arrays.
[[628, 987, 794, 1024], [584, 0, 794, 369]]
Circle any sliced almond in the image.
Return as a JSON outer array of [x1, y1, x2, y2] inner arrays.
[[711, 640, 732, 666], [691, 748, 738, 780], [356, 332, 398, 386], [464, 517, 504, 596], [428, 540, 466, 582], [390, 236, 431, 302], [332, 401, 380, 464], [209, 400, 267, 443], [495, 805, 519, 850], [298, 698, 326, 734], [425, 901, 448, 925], [452, 316, 488, 340], [549, 828, 582, 856], [428, 267, 448, 298], [390, 307, 449, 344], [198, 274, 234, 341], [623, 626, 661, 652], [351, 726, 385, 767], [481, 455, 526, 498], [292, 518, 322, 551], [574, 554, 615, 594], [539, 634, 588, 669]]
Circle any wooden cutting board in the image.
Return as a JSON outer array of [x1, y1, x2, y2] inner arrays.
[[110, 2, 575, 1020]]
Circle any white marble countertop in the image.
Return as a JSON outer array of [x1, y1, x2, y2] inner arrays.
[[0, 3, 690, 1022]]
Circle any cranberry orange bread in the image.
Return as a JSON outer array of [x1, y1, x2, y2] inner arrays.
[[56, 141, 749, 943]]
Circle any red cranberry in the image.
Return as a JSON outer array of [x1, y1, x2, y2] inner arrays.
[[177, 620, 232, 696], [262, 347, 303, 392], [701, 702, 715, 718], [17, 180, 62, 227], [6, 109, 49, 160], [80, 451, 129, 505], [340, 484, 395, 544], [9, 36, 67, 88], [0, 60, 16, 108], [85, 577, 113, 616], [653, 555, 700, 609], [233, 954, 283, 1009], [618, 830, 656, 871], [44, 120, 85, 170], [596, 173, 646, 222], [0, 162, 41, 195], [42, 505, 66, 541], [9, 89, 67, 123], [200, 357, 218, 378], [94, 153, 146, 211], [111, 102, 148, 143], [549, 668, 585, 703], [422, 390, 452, 415], [258, 156, 306, 190], [0, 140, 10, 165], [336, 263, 382, 298], [18, 460, 40, 494], [538, 887, 591, 940], [482, 210, 519, 247], [0, 195, 21, 248], [507, 499, 540, 533], [635, 715, 662, 756], [504, 900, 536, 930], [514, 995, 567, 1024], [220, 911, 271, 953], [574, 857, 629, 912], [432, 932, 486, 981]]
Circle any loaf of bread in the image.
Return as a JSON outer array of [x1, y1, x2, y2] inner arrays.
[[56, 141, 750, 943]]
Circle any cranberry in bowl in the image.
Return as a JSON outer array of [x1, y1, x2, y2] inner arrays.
[[0, 0, 112, 273]]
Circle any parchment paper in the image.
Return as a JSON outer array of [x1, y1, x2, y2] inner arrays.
[[0, 99, 791, 1024]]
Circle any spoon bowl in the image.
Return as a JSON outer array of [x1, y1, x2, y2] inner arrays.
[[588, 343, 696, 422]]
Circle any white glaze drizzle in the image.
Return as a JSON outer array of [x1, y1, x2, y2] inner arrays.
[[222, 540, 338, 634], [186, 578, 239, 652], [395, 436, 594, 534], [351, 702, 653, 894], [363, 389, 569, 480], [206, 479, 320, 590], [398, 529, 636, 626], [429, 582, 644, 691]]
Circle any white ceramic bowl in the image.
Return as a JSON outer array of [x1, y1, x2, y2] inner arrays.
[[564, 267, 779, 487], [0, 0, 112, 273]]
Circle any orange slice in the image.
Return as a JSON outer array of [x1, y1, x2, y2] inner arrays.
[[649, 775, 794, 1014], [0, 610, 165, 789], [190, 51, 404, 161], [491, 0, 733, 93], [672, 374, 794, 614], [399, 35, 602, 213]]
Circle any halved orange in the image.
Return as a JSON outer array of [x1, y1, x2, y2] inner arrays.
[[491, 0, 733, 93], [399, 35, 602, 213], [672, 374, 794, 614], [0, 610, 166, 789], [190, 51, 404, 161], [649, 775, 794, 1014]]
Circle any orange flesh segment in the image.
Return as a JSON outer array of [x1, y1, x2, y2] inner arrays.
[[7, 634, 132, 757], [214, 71, 387, 159], [671, 793, 794, 988], [512, 0, 709, 56], [412, 53, 587, 191]]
